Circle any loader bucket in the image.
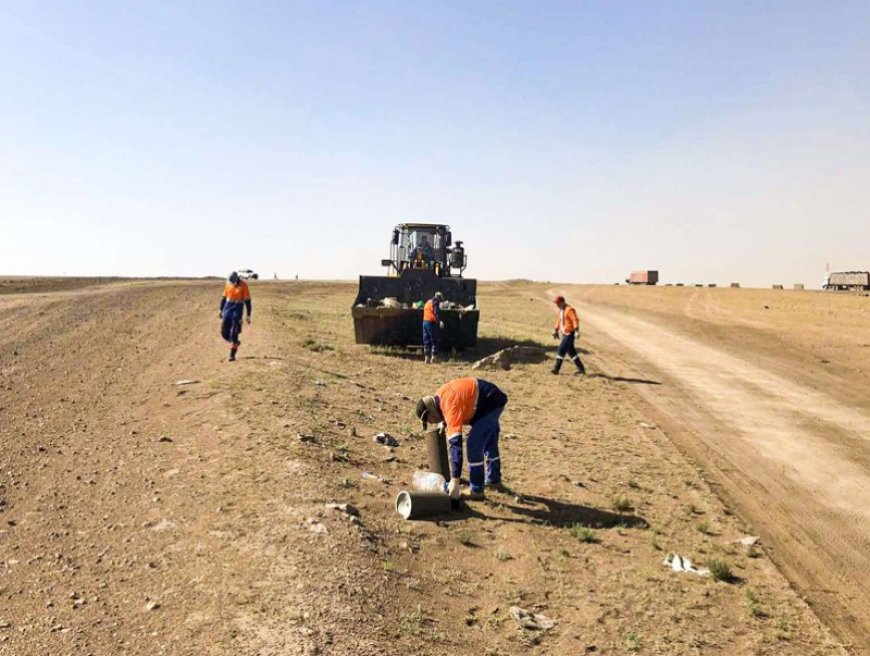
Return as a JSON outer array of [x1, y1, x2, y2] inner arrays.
[[351, 269, 479, 348]]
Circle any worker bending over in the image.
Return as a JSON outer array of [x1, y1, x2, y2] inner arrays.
[[220, 271, 252, 362], [551, 295, 585, 375], [422, 291, 444, 363], [416, 377, 508, 500]]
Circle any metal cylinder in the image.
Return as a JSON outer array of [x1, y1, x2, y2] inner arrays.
[[425, 427, 450, 480], [396, 490, 453, 520]]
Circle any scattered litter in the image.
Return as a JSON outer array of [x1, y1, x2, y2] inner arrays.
[[157, 435, 173, 443], [394, 393, 412, 401], [313, 380, 326, 387], [732, 535, 760, 546], [503, 433, 518, 440], [361, 471, 389, 483], [508, 606, 556, 631], [325, 503, 360, 517], [663, 552, 710, 576], [374, 432, 399, 447], [306, 519, 328, 534], [174, 379, 199, 386], [150, 519, 176, 532], [638, 421, 657, 429], [297, 434, 316, 443], [145, 600, 161, 611]]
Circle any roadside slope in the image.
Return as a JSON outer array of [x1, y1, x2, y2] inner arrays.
[[545, 285, 870, 653]]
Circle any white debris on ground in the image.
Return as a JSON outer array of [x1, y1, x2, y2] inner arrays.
[[508, 606, 556, 631], [472, 346, 547, 371], [663, 552, 710, 576]]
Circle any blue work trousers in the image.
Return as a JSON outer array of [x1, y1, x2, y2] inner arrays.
[[422, 321, 439, 355], [221, 313, 242, 347], [465, 406, 503, 493]]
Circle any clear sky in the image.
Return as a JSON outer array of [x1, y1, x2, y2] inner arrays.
[[1, 1, 868, 286]]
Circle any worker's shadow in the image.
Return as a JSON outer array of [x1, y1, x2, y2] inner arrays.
[[587, 373, 661, 386], [501, 493, 649, 529], [429, 491, 648, 530]]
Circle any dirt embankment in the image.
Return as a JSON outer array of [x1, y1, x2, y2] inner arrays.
[[0, 279, 848, 655]]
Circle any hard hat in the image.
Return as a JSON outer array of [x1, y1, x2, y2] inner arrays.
[[434, 291, 444, 300], [553, 295, 565, 304], [229, 271, 240, 284]]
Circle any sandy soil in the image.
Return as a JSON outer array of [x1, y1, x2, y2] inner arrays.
[[0, 279, 853, 655]]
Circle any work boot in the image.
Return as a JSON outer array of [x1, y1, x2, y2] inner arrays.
[[550, 358, 563, 375], [573, 357, 586, 375], [423, 353, 431, 364], [463, 489, 485, 501], [228, 348, 237, 362]]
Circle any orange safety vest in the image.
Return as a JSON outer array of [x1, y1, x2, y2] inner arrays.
[[555, 305, 579, 334], [436, 377, 479, 437], [223, 281, 251, 303], [423, 299, 438, 322]]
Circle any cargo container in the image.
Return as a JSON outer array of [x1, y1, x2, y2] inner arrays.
[[626, 270, 659, 285], [824, 271, 870, 291]]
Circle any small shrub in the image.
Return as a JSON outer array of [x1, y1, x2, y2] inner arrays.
[[696, 520, 711, 535], [382, 560, 395, 572], [457, 531, 474, 546], [627, 478, 641, 489], [744, 589, 767, 618], [624, 631, 642, 652], [494, 548, 512, 561], [570, 524, 599, 544], [707, 558, 734, 582], [612, 496, 632, 512]]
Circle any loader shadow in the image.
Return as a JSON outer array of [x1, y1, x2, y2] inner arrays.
[[588, 373, 661, 386]]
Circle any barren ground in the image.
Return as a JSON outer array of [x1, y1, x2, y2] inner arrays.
[[0, 278, 861, 655]]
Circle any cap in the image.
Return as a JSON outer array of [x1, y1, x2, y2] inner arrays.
[[553, 295, 565, 304]]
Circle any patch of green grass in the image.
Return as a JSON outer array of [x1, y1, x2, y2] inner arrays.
[[400, 606, 425, 635], [382, 560, 395, 572], [301, 337, 334, 352], [776, 614, 791, 634], [624, 631, 642, 652], [651, 537, 662, 551], [570, 524, 600, 544], [696, 520, 711, 535], [627, 478, 641, 489], [707, 558, 734, 582], [612, 496, 632, 512], [457, 531, 474, 546], [493, 547, 512, 561], [558, 548, 571, 558], [744, 589, 767, 618]]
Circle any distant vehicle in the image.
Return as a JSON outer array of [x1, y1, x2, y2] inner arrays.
[[824, 271, 869, 291], [237, 269, 259, 281], [626, 270, 659, 285], [351, 223, 479, 348]]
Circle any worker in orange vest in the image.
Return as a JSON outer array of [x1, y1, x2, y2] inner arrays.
[[551, 295, 585, 374], [219, 271, 252, 362], [415, 377, 508, 500], [422, 291, 444, 363]]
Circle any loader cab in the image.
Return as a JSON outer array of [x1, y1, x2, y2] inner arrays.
[[383, 223, 464, 278]]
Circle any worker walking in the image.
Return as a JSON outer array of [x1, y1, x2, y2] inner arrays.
[[220, 271, 252, 362], [415, 377, 508, 500], [551, 295, 586, 375], [422, 291, 444, 363]]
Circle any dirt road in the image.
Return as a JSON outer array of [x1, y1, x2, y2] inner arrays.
[[0, 279, 849, 655], [552, 285, 870, 653]]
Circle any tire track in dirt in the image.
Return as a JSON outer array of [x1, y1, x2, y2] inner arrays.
[[573, 301, 870, 653]]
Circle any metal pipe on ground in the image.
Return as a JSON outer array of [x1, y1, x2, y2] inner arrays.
[[396, 491, 453, 519], [425, 427, 450, 480]]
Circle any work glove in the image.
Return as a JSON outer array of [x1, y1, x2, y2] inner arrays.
[[447, 478, 461, 500], [219, 312, 223, 319], [438, 321, 444, 330], [552, 329, 559, 339], [246, 316, 252, 325]]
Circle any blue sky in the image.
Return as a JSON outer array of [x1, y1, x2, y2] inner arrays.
[[1, 1, 868, 286]]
